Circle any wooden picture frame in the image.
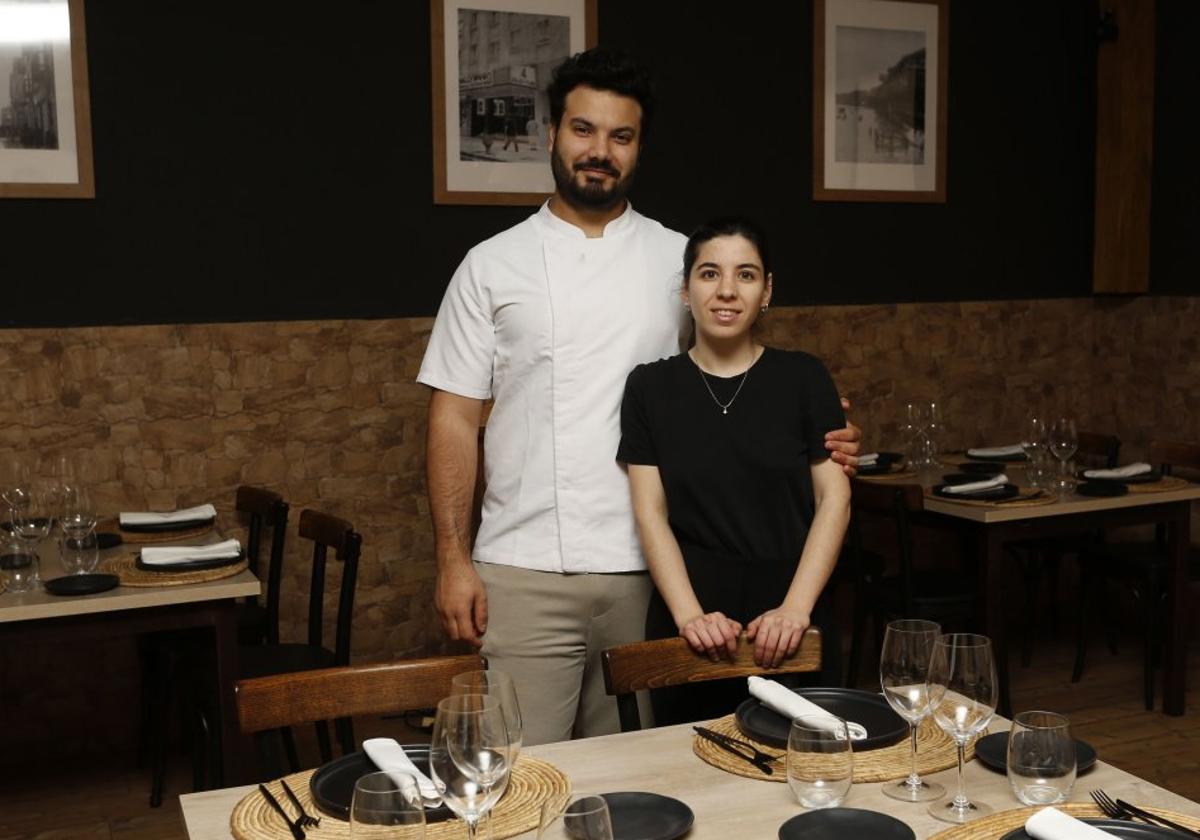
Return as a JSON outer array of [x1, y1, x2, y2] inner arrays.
[[0, 0, 94, 199], [813, 0, 947, 203], [431, 0, 597, 205]]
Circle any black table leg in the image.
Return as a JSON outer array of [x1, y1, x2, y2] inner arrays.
[[1163, 501, 1190, 715]]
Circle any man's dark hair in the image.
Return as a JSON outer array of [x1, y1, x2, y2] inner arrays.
[[547, 48, 656, 139]]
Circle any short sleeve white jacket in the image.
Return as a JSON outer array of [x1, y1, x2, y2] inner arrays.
[[418, 202, 687, 573]]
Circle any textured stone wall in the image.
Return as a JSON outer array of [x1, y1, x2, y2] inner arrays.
[[2, 296, 1197, 662]]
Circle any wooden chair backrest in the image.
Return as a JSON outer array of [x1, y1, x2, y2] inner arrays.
[[1149, 439, 1200, 477], [601, 631, 822, 731], [297, 509, 362, 665], [1077, 431, 1121, 469], [235, 654, 486, 734], [234, 485, 289, 642]]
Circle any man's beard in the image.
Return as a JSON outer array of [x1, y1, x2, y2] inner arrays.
[[550, 143, 637, 211]]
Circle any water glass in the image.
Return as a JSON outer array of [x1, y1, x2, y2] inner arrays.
[[349, 770, 427, 838], [787, 715, 853, 809], [1007, 711, 1076, 805], [451, 669, 523, 761], [1, 548, 38, 593], [60, 532, 100, 575], [537, 792, 613, 840]]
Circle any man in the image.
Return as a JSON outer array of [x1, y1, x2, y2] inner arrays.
[[418, 49, 861, 745]]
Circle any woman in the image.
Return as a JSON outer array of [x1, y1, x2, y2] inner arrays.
[[617, 217, 851, 725]]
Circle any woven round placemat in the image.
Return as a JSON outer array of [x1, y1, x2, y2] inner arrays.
[[923, 488, 1056, 509], [230, 756, 568, 840], [927, 801, 1200, 840], [693, 715, 971, 783], [1126, 475, 1190, 494], [100, 553, 249, 587], [96, 517, 216, 545]]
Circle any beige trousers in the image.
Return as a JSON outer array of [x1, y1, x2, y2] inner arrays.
[[476, 562, 653, 746]]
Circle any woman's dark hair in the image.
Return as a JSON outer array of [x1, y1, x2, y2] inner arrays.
[[548, 48, 656, 139], [682, 216, 772, 279]]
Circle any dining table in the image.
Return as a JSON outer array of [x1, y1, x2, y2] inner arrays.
[[0, 523, 260, 785], [179, 715, 1200, 839], [913, 462, 1200, 718]]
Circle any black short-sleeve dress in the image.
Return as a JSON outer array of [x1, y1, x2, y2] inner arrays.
[[617, 346, 845, 724]]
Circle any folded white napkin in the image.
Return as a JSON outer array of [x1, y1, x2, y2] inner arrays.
[[858, 453, 879, 466], [941, 474, 1010, 495], [967, 444, 1025, 459], [1083, 462, 1152, 480], [1025, 806, 1119, 839], [363, 738, 443, 805], [120, 503, 217, 527], [140, 539, 241, 566], [747, 677, 867, 740]]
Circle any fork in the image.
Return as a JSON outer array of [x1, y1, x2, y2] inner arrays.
[[693, 726, 782, 765], [1091, 789, 1200, 838], [258, 783, 306, 840], [280, 779, 321, 828]]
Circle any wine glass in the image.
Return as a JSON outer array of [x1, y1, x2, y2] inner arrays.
[[902, 402, 928, 466], [1022, 415, 1048, 489], [925, 401, 945, 464], [1, 454, 32, 526], [451, 670, 523, 762], [11, 486, 52, 587], [926, 633, 998, 823], [1048, 417, 1078, 496], [879, 619, 946, 802], [429, 694, 512, 840], [349, 770, 427, 838], [537, 792, 613, 840], [59, 483, 97, 541]]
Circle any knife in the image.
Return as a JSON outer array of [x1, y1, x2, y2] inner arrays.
[[259, 783, 306, 840], [1116, 799, 1200, 838], [693, 726, 775, 774]]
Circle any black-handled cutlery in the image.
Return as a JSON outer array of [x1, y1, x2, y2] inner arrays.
[[259, 783, 306, 840], [693, 726, 780, 775]]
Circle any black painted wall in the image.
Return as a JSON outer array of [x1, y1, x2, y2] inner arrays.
[[0, 1, 1188, 328]]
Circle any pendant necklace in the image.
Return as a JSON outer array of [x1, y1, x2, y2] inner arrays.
[[693, 351, 753, 415]]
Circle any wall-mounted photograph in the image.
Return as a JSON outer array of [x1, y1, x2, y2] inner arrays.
[[431, 0, 596, 205], [0, 0, 93, 198], [813, 0, 947, 202]]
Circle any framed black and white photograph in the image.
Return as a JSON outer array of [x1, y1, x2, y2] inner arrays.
[[813, 0, 947, 202], [0, 0, 94, 198], [431, 0, 596, 205]]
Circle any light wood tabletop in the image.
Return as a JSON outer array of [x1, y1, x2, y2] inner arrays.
[[180, 719, 1200, 839], [923, 484, 1200, 523]]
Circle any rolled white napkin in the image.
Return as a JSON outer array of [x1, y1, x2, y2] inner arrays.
[[363, 738, 443, 805], [858, 453, 879, 466], [747, 677, 867, 740], [1083, 462, 1152, 480], [967, 444, 1026, 459], [120, 503, 217, 527], [140, 539, 242, 566], [1025, 806, 1120, 839], [941, 474, 1010, 495]]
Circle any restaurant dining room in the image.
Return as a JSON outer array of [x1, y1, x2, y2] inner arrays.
[[1, 0, 1198, 838]]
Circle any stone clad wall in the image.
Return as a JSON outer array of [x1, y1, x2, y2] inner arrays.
[[1, 296, 1197, 663]]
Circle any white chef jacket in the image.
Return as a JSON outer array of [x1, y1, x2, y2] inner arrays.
[[418, 202, 688, 573]]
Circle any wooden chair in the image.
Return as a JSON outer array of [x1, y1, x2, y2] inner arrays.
[[601, 631, 822, 731], [235, 655, 486, 737], [844, 480, 978, 690], [234, 486, 289, 645]]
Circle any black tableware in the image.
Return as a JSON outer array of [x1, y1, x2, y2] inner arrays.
[[999, 818, 1181, 839], [693, 726, 775, 774], [119, 516, 216, 533], [43, 573, 120, 597], [135, 552, 244, 572], [943, 473, 985, 485], [258, 784, 306, 840], [932, 483, 1020, 501], [309, 748, 452, 821], [965, 451, 1029, 462], [973, 731, 1097, 774], [600, 792, 694, 840], [1114, 798, 1200, 838], [95, 532, 123, 550], [957, 462, 1006, 476], [778, 808, 915, 840], [856, 462, 895, 476], [734, 687, 907, 751], [1075, 481, 1129, 498]]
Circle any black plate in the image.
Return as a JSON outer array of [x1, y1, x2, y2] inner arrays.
[[119, 516, 215, 533], [957, 462, 1005, 476], [943, 472, 988, 485], [965, 451, 1028, 462], [1000, 818, 1180, 839], [309, 748, 453, 821], [1079, 469, 1162, 485], [856, 462, 895, 476], [96, 532, 123, 550], [974, 731, 1097, 774], [735, 688, 907, 751], [932, 483, 1020, 501], [135, 552, 243, 572], [600, 792, 694, 840], [1075, 481, 1129, 498], [779, 808, 914, 840], [43, 573, 120, 597]]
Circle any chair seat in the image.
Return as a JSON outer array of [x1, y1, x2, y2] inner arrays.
[[238, 644, 337, 680]]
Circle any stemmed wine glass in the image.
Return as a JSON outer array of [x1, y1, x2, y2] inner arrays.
[[925, 402, 945, 465], [11, 485, 52, 586], [429, 694, 513, 840], [1047, 417, 1078, 496], [1022, 415, 1048, 489], [926, 633, 998, 823], [450, 670, 523, 762], [902, 403, 928, 466], [879, 619, 946, 802]]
